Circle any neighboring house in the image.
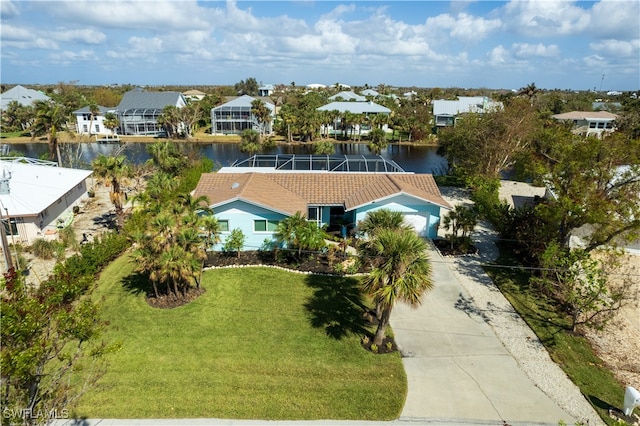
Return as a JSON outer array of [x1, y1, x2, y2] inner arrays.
[[258, 85, 275, 97], [0, 158, 92, 244], [72, 105, 116, 136], [329, 91, 366, 102], [551, 111, 618, 138], [433, 96, 503, 128], [592, 101, 621, 112], [361, 89, 380, 98], [116, 89, 187, 136], [0, 85, 51, 110], [183, 89, 207, 102], [210, 95, 275, 135], [192, 158, 451, 251], [306, 83, 326, 90], [317, 101, 391, 136]]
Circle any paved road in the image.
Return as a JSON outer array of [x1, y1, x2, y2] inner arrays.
[[390, 244, 576, 426]]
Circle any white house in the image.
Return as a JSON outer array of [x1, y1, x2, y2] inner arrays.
[[183, 89, 207, 102], [433, 96, 503, 128], [73, 105, 117, 137], [329, 91, 366, 102], [0, 85, 51, 110], [117, 89, 187, 136], [551, 111, 618, 139], [317, 101, 391, 136], [258, 85, 275, 97], [210, 95, 275, 135], [0, 158, 92, 244]]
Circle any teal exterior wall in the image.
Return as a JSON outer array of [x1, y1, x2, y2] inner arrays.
[[210, 200, 287, 251]]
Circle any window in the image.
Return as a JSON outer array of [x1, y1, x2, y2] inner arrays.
[[597, 122, 605, 129], [3, 218, 18, 235], [308, 206, 322, 225], [589, 122, 597, 128], [254, 219, 278, 232], [95, 124, 100, 132], [83, 124, 88, 132], [218, 220, 229, 232]]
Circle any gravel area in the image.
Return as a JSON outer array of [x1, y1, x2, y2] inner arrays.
[[439, 183, 606, 425]]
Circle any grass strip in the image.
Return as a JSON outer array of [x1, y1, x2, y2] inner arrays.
[[485, 255, 625, 426], [75, 255, 406, 419]]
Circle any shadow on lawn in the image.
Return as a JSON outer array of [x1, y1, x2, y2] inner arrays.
[[121, 272, 154, 297], [304, 275, 369, 339]]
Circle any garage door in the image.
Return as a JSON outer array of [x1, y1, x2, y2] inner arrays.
[[403, 213, 429, 237]]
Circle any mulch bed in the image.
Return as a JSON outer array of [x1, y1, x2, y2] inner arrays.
[[205, 250, 369, 275], [433, 238, 478, 256], [146, 287, 206, 309]]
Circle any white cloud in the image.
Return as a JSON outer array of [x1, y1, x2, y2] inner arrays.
[[45, 0, 211, 32], [1, 24, 59, 49], [54, 49, 98, 64], [51, 28, 106, 45], [107, 36, 163, 61], [488, 45, 511, 65], [0, 0, 19, 19], [589, 0, 640, 39], [590, 39, 640, 58], [425, 13, 502, 42], [513, 43, 561, 58], [502, 0, 590, 36]]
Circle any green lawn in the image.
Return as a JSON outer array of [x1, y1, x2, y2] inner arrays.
[[485, 253, 625, 426], [75, 256, 406, 419]]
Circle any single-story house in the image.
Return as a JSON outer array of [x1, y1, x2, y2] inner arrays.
[[306, 83, 327, 90], [183, 89, 207, 102], [551, 111, 618, 139], [210, 95, 275, 135], [117, 89, 187, 136], [0, 158, 92, 244], [192, 162, 451, 251], [317, 101, 391, 136], [72, 105, 117, 137], [361, 89, 380, 98], [0, 85, 51, 110], [329, 91, 366, 102], [433, 96, 503, 128]]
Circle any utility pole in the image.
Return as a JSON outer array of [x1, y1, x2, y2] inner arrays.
[[0, 207, 14, 272], [600, 74, 605, 92]]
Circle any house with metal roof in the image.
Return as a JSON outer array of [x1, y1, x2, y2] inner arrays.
[[329, 91, 366, 102], [551, 111, 618, 139], [433, 96, 503, 128], [192, 155, 451, 251], [1, 85, 51, 110], [0, 158, 92, 244], [116, 89, 186, 136], [317, 101, 391, 136], [258, 85, 275, 97], [210, 95, 275, 135]]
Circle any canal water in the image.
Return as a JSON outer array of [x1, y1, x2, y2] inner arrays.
[[2, 142, 448, 174]]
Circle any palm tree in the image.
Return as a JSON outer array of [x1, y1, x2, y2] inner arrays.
[[359, 228, 433, 345], [368, 128, 388, 155], [103, 112, 120, 135], [358, 209, 410, 238], [92, 154, 132, 229], [251, 99, 272, 138], [518, 82, 539, 105], [240, 129, 261, 156], [274, 211, 308, 257], [31, 100, 67, 164], [87, 103, 100, 136]]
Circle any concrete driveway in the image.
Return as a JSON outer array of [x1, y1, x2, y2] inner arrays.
[[390, 245, 577, 425]]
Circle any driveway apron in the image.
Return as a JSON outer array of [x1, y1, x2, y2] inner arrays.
[[390, 245, 575, 425]]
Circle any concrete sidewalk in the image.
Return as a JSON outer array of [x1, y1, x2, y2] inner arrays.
[[390, 244, 577, 425]]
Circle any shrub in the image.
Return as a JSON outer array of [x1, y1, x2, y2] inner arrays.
[[30, 239, 58, 260], [370, 343, 379, 353]]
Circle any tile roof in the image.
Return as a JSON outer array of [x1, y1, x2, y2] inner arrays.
[[193, 173, 451, 216]]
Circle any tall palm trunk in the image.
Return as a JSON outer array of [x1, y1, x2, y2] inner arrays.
[[373, 307, 391, 346]]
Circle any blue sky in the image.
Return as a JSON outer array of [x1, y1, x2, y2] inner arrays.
[[1, 1, 638, 91]]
